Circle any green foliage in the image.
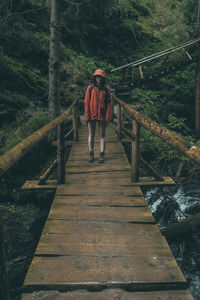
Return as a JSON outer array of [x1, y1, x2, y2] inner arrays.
[[4, 202, 40, 227], [0, 113, 50, 155], [167, 114, 186, 130], [24, 114, 50, 135], [61, 0, 154, 63], [180, 0, 200, 35], [140, 128, 189, 177], [131, 88, 166, 120]]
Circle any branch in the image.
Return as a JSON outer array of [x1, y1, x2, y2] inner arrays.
[[63, 0, 81, 15], [0, 6, 46, 27]]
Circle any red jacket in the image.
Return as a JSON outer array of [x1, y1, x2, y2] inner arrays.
[[84, 85, 112, 123]]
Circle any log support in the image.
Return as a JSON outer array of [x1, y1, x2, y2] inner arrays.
[[73, 99, 79, 142], [57, 123, 65, 184], [117, 103, 121, 140], [131, 120, 140, 182]]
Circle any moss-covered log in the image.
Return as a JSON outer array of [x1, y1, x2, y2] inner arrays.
[[162, 213, 200, 241], [113, 95, 200, 166], [0, 100, 76, 177]]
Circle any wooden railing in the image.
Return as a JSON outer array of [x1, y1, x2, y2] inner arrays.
[[0, 99, 80, 184], [113, 94, 200, 182]]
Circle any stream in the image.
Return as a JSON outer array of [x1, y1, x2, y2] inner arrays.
[[144, 185, 200, 300]]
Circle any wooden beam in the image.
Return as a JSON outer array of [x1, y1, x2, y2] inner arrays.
[[21, 180, 57, 190], [113, 94, 200, 166], [0, 100, 76, 177], [38, 159, 57, 185], [57, 124, 65, 184], [131, 120, 140, 182]]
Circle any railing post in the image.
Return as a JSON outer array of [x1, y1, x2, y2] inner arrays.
[[117, 103, 121, 140], [73, 99, 79, 142], [131, 119, 140, 182], [57, 123, 65, 184]]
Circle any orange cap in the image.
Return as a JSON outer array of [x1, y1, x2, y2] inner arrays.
[[93, 69, 106, 78]]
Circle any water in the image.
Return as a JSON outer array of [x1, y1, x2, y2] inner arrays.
[[144, 186, 200, 299]]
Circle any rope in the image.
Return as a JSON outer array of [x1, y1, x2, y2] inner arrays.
[[111, 37, 200, 72]]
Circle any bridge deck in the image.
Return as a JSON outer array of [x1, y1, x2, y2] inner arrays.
[[21, 124, 193, 299]]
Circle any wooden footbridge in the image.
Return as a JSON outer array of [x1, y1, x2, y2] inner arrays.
[[21, 122, 194, 300], [1, 96, 200, 299]]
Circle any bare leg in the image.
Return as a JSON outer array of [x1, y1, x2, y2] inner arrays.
[[99, 121, 106, 152], [88, 121, 96, 152]]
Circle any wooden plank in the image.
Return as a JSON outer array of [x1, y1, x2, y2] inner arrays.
[[56, 184, 143, 196], [53, 195, 147, 207], [65, 171, 131, 183], [66, 165, 130, 173], [66, 157, 129, 167], [48, 205, 155, 223], [21, 289, 194, 300], [42, 220, 159, 235], [65, 176, 132, 185], [23, 255, 187, 292], [132, 177, 175, 186], [35, 230, 170, 256], [21, 180, 57, 190]]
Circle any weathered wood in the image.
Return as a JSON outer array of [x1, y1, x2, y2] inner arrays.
[[140, 156, 164, 181], [36, 225, 169, 256], [129, 176, 175, 186], [131, 119, 140, 182], [116, 103, 121, 140], [65, 127, 73, 140], [54, 194, 146, 207], [0, 215, 10, 300], [53, 195, 146, 207], [21, 180, 57, 190], [23, 255, 187, 292], [21, 289, 194, 300], [42, 220, 159, 235], [139, 65, 144, 79], [56, 184, 143, 196], [38, 159, 57, 185], [48, 205, 154, 223], [22, 124, 191, 299], [0, 100, 76, 177], [72, 99, 79, 142], [57, 123, 65, 184], [113, 94, 200, 165], [51, 128, 74, 147]]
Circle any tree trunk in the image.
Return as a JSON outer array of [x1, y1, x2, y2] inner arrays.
[[48, 0, 61, 119], [0, 215, 10, 300], [162, 213, 200, 241], [195, 61, 200, 133]]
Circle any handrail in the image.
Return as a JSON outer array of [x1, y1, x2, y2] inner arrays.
[[113, 94, 200, 166], [0, 99, 77, 177], [111, 37, 200, 72]]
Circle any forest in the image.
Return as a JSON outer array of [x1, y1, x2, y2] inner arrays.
[[0, 0, 200, 299]]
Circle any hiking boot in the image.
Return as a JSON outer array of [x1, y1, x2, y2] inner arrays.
[[99, 152, 104, 163], [89, 151, 94, 162]]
